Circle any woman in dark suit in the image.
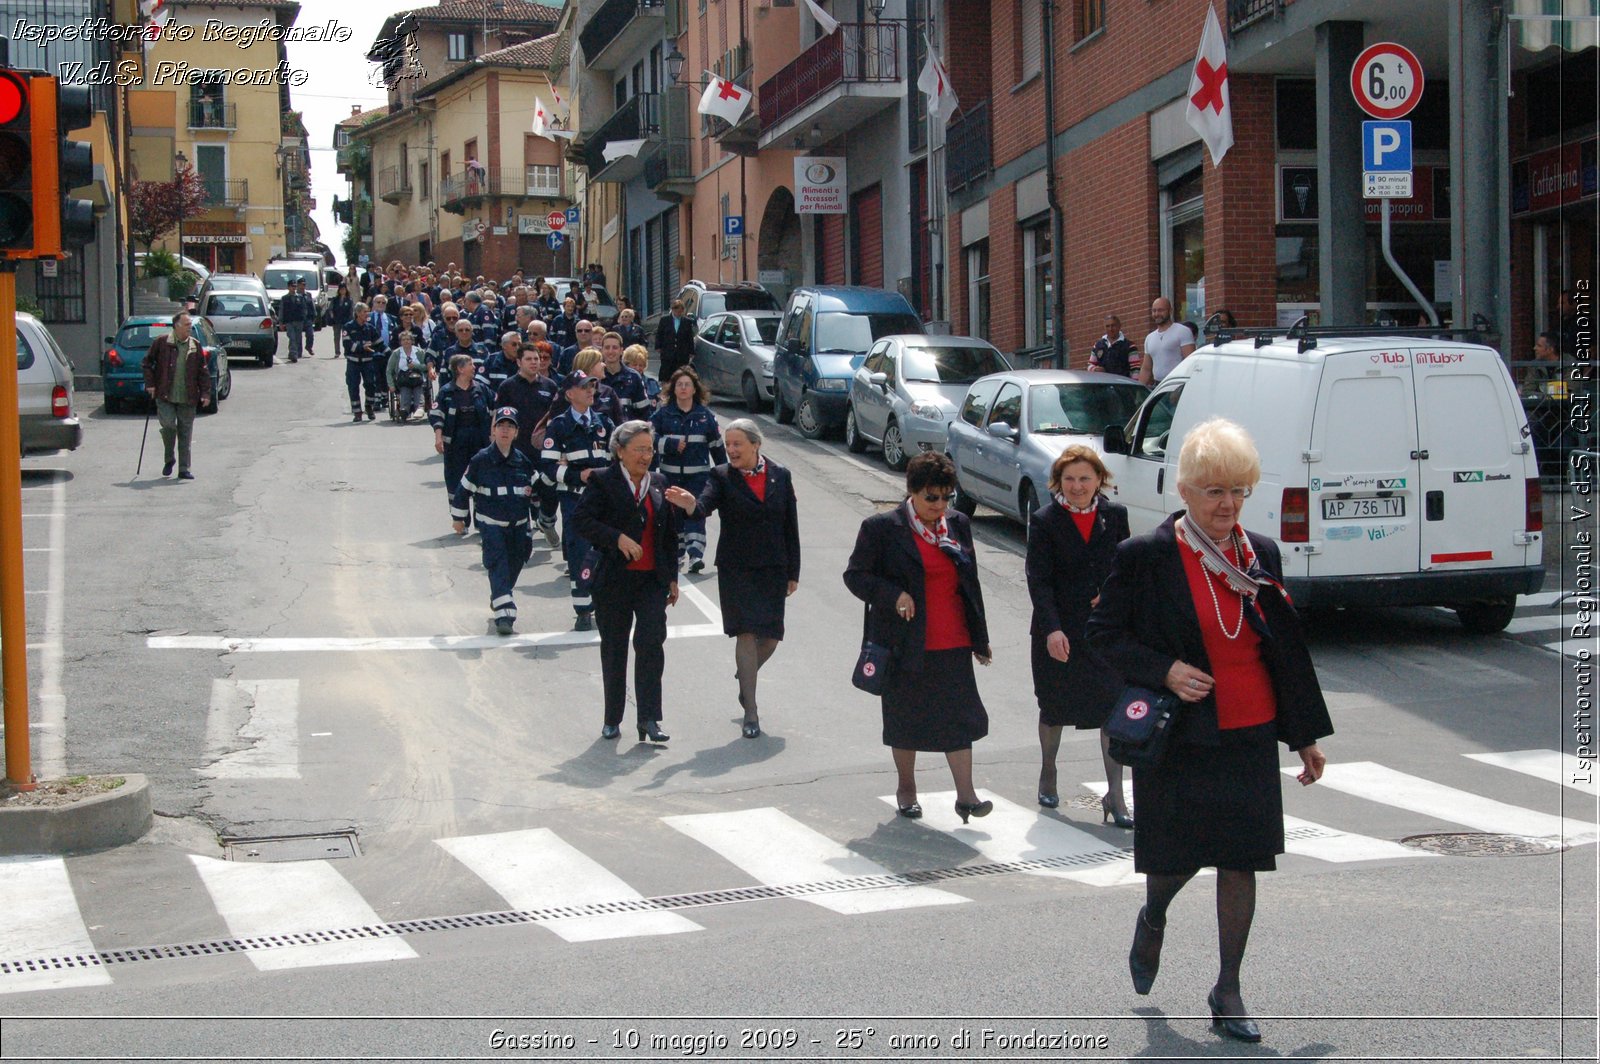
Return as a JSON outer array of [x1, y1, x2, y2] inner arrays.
[[844, 452, 993, 823], [573, 420, 680, 744], [1086, 418, 1331, 1044], [665, 418, 800, 738], [1026, 445, 1132, 823]]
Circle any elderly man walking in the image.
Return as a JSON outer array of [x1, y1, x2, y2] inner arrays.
[[143, 310, 212, 480]]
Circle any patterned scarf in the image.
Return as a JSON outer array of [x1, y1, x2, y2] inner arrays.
[[741, 458, 767, 478], [1176, 516, 1263, 599], [905, 499, 965, 562], [1054, 493, 1098, 515], [627, 468, 651, 506]]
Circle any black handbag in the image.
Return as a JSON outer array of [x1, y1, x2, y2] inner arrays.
[[850, 603, 893, 695], [1105, 685, 1182, 766]]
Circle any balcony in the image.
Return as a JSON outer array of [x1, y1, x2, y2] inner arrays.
[[1228, 0, 1283, 33], [199, 178, 248, 208], [583, 93, 662, 183], [644, 138, 693, 199], [378, 165, 412, 203], [945, 99, 991, 193], [579, 0, 665, 73], [439, 168, 563, 213], [187, 100, 236, 130], [758, 23, 901, 150]]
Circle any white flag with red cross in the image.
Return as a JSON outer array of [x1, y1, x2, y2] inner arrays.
[[698, 75, 752, 127], [1184, 4, 1234, 165], [141, 0, 172, 49], [916, 39, 958, 126]]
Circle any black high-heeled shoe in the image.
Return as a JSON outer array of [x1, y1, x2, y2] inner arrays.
[[954, 798, 992, 824], [1101, 794, 1134, 829], [1128, 906, 1164, 995], [637, 722, 669, 743], [895, 801, 922, 819], [741, 718, 760, 739], [1037, 792, 1060, 808], [1208, 989, 1261, 1043]]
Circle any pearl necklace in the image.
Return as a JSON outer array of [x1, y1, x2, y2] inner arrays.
[[1199, 538, 1246, 640]]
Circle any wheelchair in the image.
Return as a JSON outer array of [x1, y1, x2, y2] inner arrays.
[[389, 367, 431, 422]]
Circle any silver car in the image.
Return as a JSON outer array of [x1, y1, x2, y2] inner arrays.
[[946, 369, 1148, 530], [201, 290, 277, 365], [845, 335, 1010, 471], [693, 311, 782, 412], [16, 312, 83, 456]]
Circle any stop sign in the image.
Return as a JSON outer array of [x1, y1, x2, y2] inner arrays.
[[546, 210, 566, 232]]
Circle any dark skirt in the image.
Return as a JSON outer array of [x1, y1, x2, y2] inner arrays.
[[1132, 722, 1283, 874], [881, 647, 989, 752], [719, 565, 787, 640], [1030, 632, 1122, 729]]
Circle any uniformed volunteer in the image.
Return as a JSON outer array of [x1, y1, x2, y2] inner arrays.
[[650, 367, 725, 573], [483, 331, 520, 393], [342, 302, 383, 421], [430, 353, 497, 518], [496, 342, 562, 546], [599, 330, 653, 420], [539, 370, 615, 631], [452, 407, 537, 635], [442, 318, 489, 381]]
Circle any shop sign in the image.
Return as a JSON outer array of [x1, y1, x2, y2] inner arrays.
[[794, 156, 847, 214], [1279, 165, 1449, 223], [1513, 137, 1598, 215], [518, 214, 552, 235], [462, 220, 477, 243]]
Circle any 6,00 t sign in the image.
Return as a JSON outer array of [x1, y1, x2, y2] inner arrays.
[[1351, 42, 1424, 120]]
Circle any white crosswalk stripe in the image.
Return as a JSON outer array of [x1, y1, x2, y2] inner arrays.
[[1464, 750, 1600, 797], [0, 857, 111, 994], [436, 828, 701, 942], [664, 808, 968, 914]]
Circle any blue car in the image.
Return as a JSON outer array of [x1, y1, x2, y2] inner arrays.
[[103, 314, 231, 414], [771, 286, 922, 440]]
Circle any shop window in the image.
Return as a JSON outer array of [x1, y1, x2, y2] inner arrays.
[[1275, 79, 1317, 151], [966, 241, 990, 341], [1023, 222, 1053, 348], [1161, 169, 1205, 326], [1525, 52, 1597, 140]]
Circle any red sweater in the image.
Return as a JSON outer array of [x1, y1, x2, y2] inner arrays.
[[627, 490, 656, 571], [915, 536, 972, 651], [1180, 543, 1277, 729], [744, 465, 767, 502]]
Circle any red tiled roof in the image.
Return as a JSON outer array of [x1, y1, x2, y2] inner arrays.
[[395, 0, 559, 25], [337, 105, 389, 127], [169, 0, 301, 11], [480, 31, 560, 68]]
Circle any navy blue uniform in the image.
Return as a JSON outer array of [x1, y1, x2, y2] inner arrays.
[[342, 318, 382, 417], [482, 348, 517, 393], [468, 304, 500, 345], [548, 313, 579, 352], [497, 372, 561, 534], [539, 407, 615, 619], [650, 402, 725, 567], [430, 379, 496, 511], [440, 341, 490, 386], [602, 364, 654, 420], [451, 443, 536, 626]]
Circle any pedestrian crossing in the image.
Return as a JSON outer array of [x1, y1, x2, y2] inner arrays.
[[1457, 589, 1596, 659], [1, 748, 1593, 996]]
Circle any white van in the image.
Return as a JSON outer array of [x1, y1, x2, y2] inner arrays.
[[1098, 332, 1544, 633], [262, 260, 328, 326]]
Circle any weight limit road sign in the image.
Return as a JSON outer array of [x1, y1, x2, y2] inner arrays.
[[1351, 42, 1424, 121]]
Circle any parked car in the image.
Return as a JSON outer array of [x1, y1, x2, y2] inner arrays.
[[200, 289, 278, 365], [692, 310, 782, 412], [542, 277, 618, 325], [102, 313, 232, 415], [645, 280, 783, 339], [946, 369, 1148, 530], [16, 312, 83, 456], [846, 335, 1011, 470], [133, 251, 211, 291], [772, 286, 923, 439], [262, 259, 330, 326]]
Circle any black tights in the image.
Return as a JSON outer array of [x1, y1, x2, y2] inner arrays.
[[1144, 868, 1257, 1006], [734, 634, 780, 716]]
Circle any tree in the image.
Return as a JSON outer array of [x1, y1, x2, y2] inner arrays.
[[127, 162, 208, 250]]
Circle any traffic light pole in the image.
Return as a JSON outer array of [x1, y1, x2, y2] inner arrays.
[[0, 262, 35, 789]]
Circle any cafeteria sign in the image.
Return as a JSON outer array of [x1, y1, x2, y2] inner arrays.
[[795, 156, 847, 214]]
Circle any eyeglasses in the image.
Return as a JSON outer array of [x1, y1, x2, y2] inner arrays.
[[919, 492, 956, 503], [1196, 486, 1253, 501]]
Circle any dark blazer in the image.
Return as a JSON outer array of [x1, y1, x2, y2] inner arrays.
[[843, 506, 990, 672], [654, 313, 696, 364], [1026, 497, 1129, 638], [1085, 513, 1334, 751], [573, 463, 680, 591], [689, 462, 801, 580]]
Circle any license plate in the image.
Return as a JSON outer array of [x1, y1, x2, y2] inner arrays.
[[1321, 496, 1405, 520], [227, 341, 250, 350]]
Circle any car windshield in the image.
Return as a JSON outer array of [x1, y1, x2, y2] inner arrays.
[[815, 312, 922, 354], [585, 286, 613, 305], [206, 294, 266, 316], [712, 290, 780, 315], [117, 324, 172, 349], [902, 345, 1007, 384], [263, 268, 318, 289], [745, 317, 780, 344], [1029, 382, 1147, 435]]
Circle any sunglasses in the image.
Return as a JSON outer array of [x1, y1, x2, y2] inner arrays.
[[919, 492, 956, 503]]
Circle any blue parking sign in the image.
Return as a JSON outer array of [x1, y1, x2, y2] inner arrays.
[[723, 215, 743, 238], [565, 206, 581, 224], [1362, 121, 1412, 173]]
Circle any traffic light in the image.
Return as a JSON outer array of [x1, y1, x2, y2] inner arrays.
[[56, 82, 96, 249], [0, 69, 33, 251], [0, 71, 96, 260]]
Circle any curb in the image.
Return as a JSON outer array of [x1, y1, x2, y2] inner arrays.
[[0, 775, 153, 856]]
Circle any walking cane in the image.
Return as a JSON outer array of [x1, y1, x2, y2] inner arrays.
[[136, 398, 152, 476]]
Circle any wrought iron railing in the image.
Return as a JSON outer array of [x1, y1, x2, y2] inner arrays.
[[579, 0, 665, 64], [1227, 0, 1282, 33], [187, 101, 237, 129], [644, 138, 692, 188], [200, 178, 248, 208], [758, 22, 901, 131], [583, 93, 662, 175], [945, 99, 991, 192], [378, 165, 411, 199]]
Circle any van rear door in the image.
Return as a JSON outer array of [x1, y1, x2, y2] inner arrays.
[[1306, 350, 1421, 578], [1412, 348, 1534, 572]]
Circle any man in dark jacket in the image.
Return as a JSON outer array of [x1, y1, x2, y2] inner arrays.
[[1086, 314, 1141, 378], [143, 311, 212, 479], [654, 299, 696, 384], [279, 279, 313, 363]]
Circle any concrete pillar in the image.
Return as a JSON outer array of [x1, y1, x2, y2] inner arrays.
[[1316, 20, 1366, 327], [1450, 0, 1505, 345]]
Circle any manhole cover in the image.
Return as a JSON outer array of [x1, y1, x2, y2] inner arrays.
[[1069, 794, 1104, 811], [222, 832, 361, 862], [1401, 832, 1568, 857]]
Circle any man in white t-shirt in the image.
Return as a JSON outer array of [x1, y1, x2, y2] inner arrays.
[[1139, 296, 1196, 385]]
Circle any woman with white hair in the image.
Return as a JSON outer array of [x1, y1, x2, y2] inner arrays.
[[665, 418, 800, 738], [1087, 417, 1332, 1044]]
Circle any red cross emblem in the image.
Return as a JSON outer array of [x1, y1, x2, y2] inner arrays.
[[717, 79, 744, 101], [1191, 58, 1227, 115]]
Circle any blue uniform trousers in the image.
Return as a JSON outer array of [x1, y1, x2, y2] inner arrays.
[[664, 470, 709, 564], [558, 493, 595, 617], [345, 359, 379, 414], [480, 520, 533, 622], [444, 445, 479, 512]]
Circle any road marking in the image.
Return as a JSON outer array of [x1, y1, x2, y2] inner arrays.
[[21, 548, 53, 553], [1518, 591, 1576, 607], [1465, 750, 1600, 798], [187, 856, 416, 971], [664, 808, 968, 915], [436, 829, 701, 943], [199, 679, 301, 780], [884, 791, 1140, 887], [20, 513, 60, 518], [1544, 637, 1595, 661], [1285, 762, 1598, 846], [677, 580, 723, 628], [0, 857, 112, 994], [148, 624, 724, 653], [37, 479, 66, 778]]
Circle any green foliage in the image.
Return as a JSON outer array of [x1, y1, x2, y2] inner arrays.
[[16, 293, 44, 317], [140, 247, 182, 279]]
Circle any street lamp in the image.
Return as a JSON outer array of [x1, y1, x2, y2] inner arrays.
[[868, 0, 889, 17], [175, 150, 187, 267], [665, 44, 686, 86]]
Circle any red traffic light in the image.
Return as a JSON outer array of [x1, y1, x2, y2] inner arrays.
[[0, 72, 25, 126]]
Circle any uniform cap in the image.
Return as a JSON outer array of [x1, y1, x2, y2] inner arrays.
[[493, 406, 520, 427], [563, 370, 599, 389]]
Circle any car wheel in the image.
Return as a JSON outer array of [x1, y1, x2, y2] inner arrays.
[[741, 373, 764, 414], [1455, 600, 1516, 634], [882, 419, 908, 471], [844, 406, 868, 453], [953, 473, 978, 517], [219, 374, 232, 401], [795, 392, 829, 439], [258, 353, 273, 367], [1020, 482, 1040, 536], [773, 384, 795, 425]]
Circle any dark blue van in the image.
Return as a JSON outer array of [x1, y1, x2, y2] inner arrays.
[[772, 286, 922, 439]]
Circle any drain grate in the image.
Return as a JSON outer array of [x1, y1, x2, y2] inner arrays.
[[222, 832, 361, 862], [1401, 832, 1570, 857], [0, 846, 1134, 978]]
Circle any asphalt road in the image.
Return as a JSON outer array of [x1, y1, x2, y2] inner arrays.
[[2, 333, 1595, 1062]]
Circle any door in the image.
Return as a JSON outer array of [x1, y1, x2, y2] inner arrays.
[[856, 340, 894, 440], [1116, 383, 1185, 533], [950, 377, 1001, 505], [966, 381, 1023, 512], [776, 296, 810, 408], [1306, 355, 1420, 578], [194, 144, 226, 206], [704, 315, 735, 390], [1413, 350, 1533, 572]]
